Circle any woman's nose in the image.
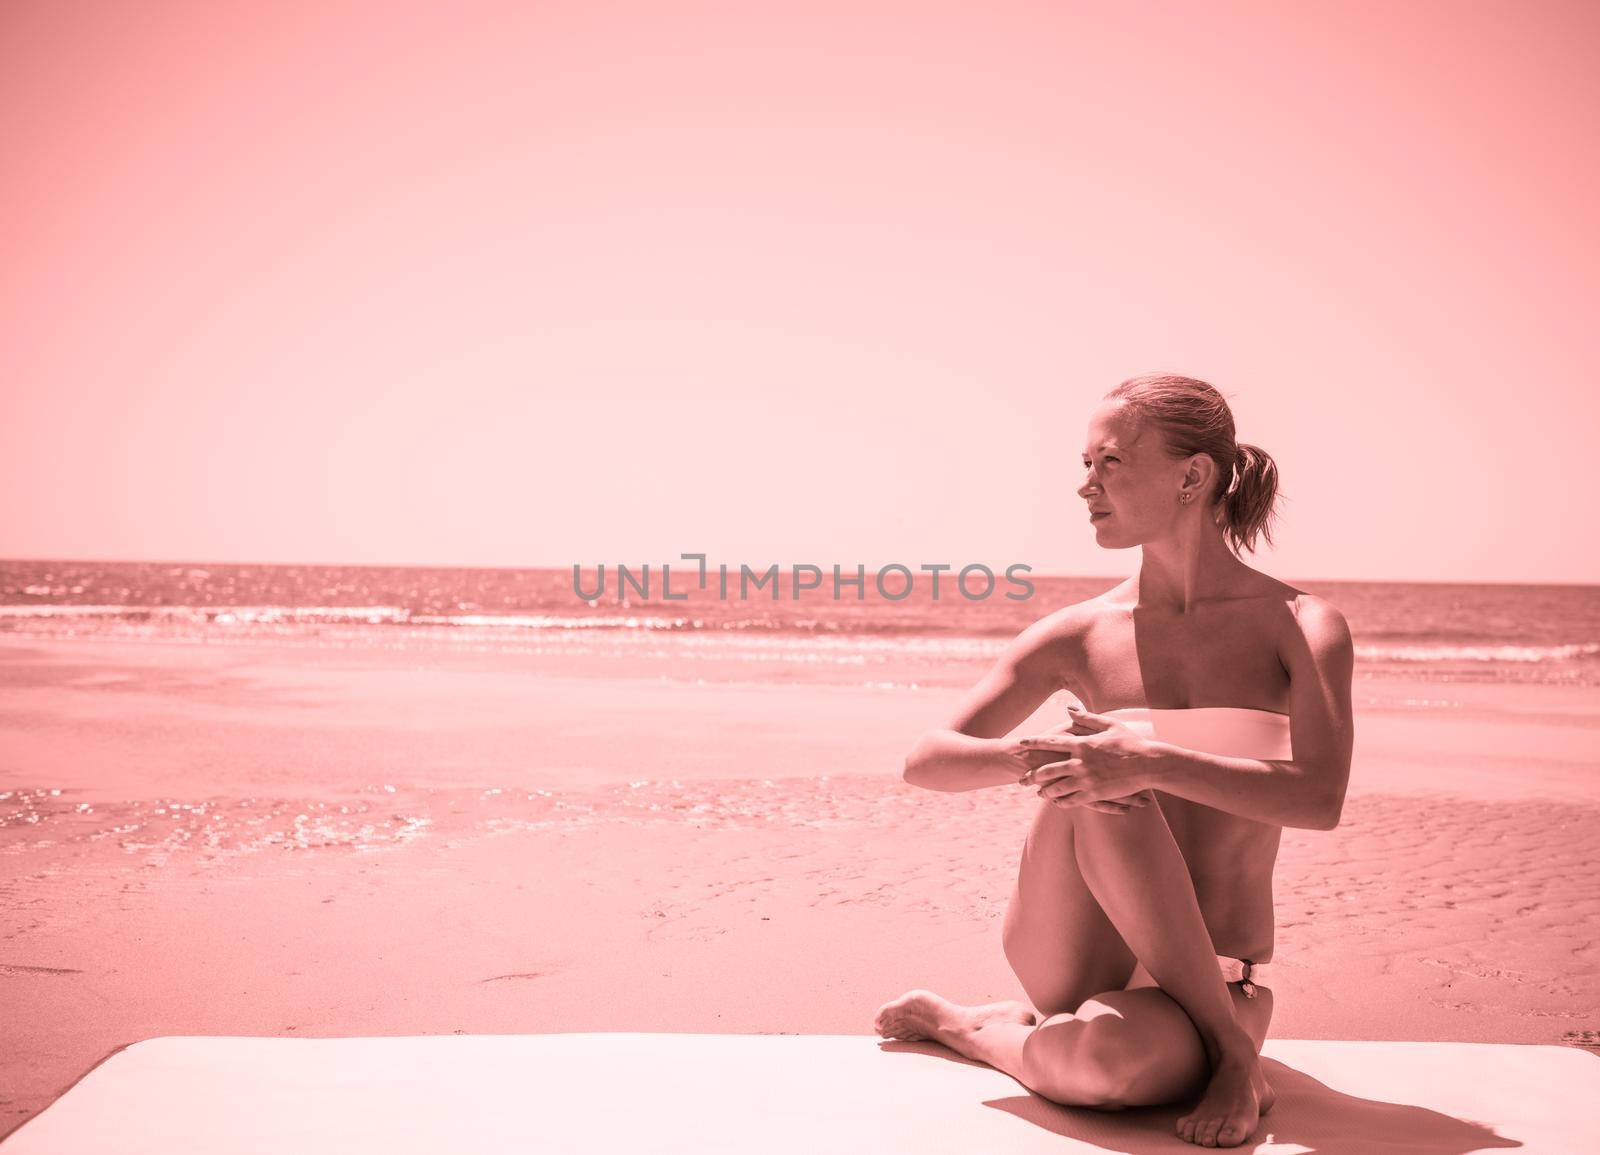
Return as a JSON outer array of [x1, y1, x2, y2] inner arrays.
[[1077, 472, 1100, 498]]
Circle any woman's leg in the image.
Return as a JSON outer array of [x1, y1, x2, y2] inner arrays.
[[1065, 791, 1272, 1145], [877, 796, 1139, 1094], [877, 793, 1272, 1147], [878, 795, 1152, 1099], [1002, 786, 1139, 1016], [1069, 793, 1253, 1064]]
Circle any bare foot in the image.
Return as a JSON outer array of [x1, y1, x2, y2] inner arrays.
[[873, 989, 1036, 1057], [1175, 1050, 1276, 1148]]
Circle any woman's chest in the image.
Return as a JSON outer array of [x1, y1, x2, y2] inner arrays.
[[1072, 605, 1292, 712]]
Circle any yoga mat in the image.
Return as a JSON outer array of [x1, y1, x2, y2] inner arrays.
[[3, 1034, 1596, 1153]]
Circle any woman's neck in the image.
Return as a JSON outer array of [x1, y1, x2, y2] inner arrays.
[[1135, 524, 1250, 613]]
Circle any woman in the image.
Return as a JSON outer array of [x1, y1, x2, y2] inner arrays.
[[874, 374, 1355, 1149]]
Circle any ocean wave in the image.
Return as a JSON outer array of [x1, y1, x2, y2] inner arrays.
[[0, 604, 413, 625], [4, 604, 1598, 668], [0, 604, 996, 635], [1355, 641, 1600, 663]]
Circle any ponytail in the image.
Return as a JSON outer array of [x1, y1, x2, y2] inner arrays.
[[1220, 442, 1281, 555]]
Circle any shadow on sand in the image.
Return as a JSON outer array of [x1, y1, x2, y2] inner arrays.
[[880, 1041, 1519, 1154]]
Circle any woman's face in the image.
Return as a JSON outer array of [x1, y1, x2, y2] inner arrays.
[[1078, 400, 1188, 548]]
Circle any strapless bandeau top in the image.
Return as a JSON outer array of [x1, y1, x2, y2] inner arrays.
[[1102, 707, 1292, 761]]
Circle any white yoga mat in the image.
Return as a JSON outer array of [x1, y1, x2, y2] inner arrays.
[[3, 1034, 1596, 1153]]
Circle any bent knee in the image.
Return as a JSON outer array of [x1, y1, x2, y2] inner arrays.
[[1000, 931, 1095, 1019], [1027, 1008, 1209, 1109], [1081, 1004, 1203, 1100], [1074, 1017, 1175, 1105], [1021, 1017, 1158, 1109]]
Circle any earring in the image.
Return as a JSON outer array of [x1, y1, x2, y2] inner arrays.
[[1180, 493, 1191, 504]]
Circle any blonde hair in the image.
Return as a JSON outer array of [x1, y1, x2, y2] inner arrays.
[[1106, 374, 1282, 555]]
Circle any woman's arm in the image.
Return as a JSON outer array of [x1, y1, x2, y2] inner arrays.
[[1147, 594, 1356, 830], [904, 729, 1034, 793], [1146, 750, 1337, 830], [904, 606, 1085, 794]]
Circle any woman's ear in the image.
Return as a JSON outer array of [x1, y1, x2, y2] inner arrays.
[[1183, 453, 1215, 496]]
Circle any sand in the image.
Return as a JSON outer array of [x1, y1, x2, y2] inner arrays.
[[2, 637, 1598, 1140]]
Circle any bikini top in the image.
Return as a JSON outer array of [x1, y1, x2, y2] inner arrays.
[[1102, 706, 1292, 761]]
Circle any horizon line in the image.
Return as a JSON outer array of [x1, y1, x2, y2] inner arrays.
[[1, 554, 1595, 591]]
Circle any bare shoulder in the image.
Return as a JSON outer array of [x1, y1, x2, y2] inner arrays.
[[1001, 584, 1125, 683], [1284, 589, 1355, 652], [1226, 576, 1353, 682], [1230, 574, 1348, 638], [936, 587, 1124, 739], [1273, 588, 1357, 706], [1021, 582, 1130, 647], [1025, 588, 1121, 637]]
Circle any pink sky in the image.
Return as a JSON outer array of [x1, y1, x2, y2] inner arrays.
[[2, 0, 1596, 583]]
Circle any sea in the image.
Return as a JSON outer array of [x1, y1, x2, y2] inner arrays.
[[3, 558, 1598, 688], [3, 558, 1598, 868]]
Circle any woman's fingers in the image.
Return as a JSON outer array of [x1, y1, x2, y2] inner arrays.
[[1066, 707, 1115, 732], [1017, 734, 1079, 755], [1056, 711, 1097, 736], [1043, 788, 1151, 810], [1059, 796, 1147, 814], [1019, 758, 1079, 787]]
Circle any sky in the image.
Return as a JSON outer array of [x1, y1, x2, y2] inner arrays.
[[2, 0, 1596, 584]]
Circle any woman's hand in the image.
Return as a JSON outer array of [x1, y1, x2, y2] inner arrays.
[[1009, 709, 1159, 813]]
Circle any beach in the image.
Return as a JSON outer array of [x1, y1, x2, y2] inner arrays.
[[3, 636, 1599, 1140]]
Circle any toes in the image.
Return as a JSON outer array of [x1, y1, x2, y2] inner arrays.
[[1218, 1122, 1248, 1147], [1199, 1117, 1223, 1146], [880, 1013, 918, 1040]]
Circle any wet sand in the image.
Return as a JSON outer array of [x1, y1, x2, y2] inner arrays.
[[2, 638, 1599, 1139]]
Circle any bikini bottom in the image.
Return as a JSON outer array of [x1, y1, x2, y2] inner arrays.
[[1126, 955, 1272, 1000]]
